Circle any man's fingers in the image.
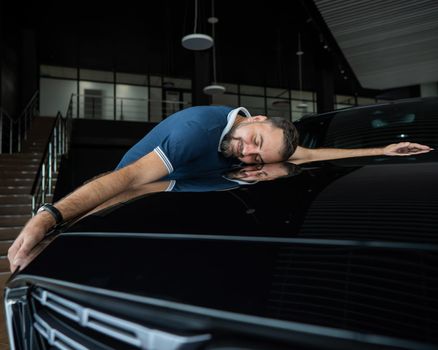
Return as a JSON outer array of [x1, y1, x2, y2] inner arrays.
[[11, 233, 44, 269], [397, 150, 431, 156], [407, 143, 433, 150], [7, 236, 23, 267]]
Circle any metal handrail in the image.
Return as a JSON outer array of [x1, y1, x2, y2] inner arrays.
[[0, 91, 39, 154], [30, 95, 74, 214], [71, 93, 190, 121], [73, 94, 189, 105]]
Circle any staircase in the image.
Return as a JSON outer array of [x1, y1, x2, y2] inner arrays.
[[0, 117, 57, 350], [0, 117, 55, 273]]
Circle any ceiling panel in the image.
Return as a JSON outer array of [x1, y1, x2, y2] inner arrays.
[[314, 0, 438, 89]]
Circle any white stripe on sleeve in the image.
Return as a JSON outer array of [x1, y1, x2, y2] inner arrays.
[[154, 147, 174, 174]]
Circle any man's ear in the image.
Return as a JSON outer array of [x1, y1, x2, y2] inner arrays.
[[248, 115, 268, 122]]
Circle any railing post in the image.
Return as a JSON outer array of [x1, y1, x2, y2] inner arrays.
[[48, 142, 53, 195], [41, 163, 46, 203], [24, 110, 28, 141], [9, 118, 13, 153], [32, 195, 36, 216], [17, 119, 21, 152], [120, 99, 124, 120], [62, 119, 66, 155], [53, 127, 58, 174], [92, 97, 95, 119]]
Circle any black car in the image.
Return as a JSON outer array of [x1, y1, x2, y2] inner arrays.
[[4, 97, 438, 350]]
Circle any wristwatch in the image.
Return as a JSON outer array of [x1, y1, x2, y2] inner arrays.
[[37, 203, 64, 225]]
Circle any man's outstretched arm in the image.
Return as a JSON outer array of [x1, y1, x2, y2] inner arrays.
[[8, 151, 168, 272], [289, 142, 433, 164]]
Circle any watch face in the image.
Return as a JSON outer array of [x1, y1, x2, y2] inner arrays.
[[37, 205, 48, 214]]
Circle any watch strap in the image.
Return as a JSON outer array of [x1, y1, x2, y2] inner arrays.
[[37, 203, 64, 225]]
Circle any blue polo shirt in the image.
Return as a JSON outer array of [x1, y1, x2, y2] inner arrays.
[[116, 105, 251, 180]]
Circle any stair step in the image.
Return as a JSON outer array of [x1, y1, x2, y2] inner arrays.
[[0, 257, 10, 273], [0, 271, 11, 286], [0, 186, 31, 195], [0, 179, 56, 189], [0, 227, 22, 240], [0, 241, 13, 256], [0, 152, 42, 159], [0, 195, 31, 205], [0, 164, 39, 170], [0, 168, 37, 174], [0, 170, 37, 179], [0, 215, 29, 227], [0, 170, 58, 178], [0, 157, 40, 164], [0, 204, 31, 215], [0, 179, 33, 186]]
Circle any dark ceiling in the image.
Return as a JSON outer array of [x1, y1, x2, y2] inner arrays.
[[3, 0, 394, 98]]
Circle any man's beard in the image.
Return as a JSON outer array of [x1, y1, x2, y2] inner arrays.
[[220, 125, 242, 159]]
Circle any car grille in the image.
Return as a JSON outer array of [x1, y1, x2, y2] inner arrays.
[[31, 287, 211, 350]]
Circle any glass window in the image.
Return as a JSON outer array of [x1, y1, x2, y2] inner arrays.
[[267, 88, 288, 98], [291, 90, 314, 101], [149, 87, 163, 122], [240, 84, 264, 96], [116, 73, 148, 86], [116, 85, 148, 122], [335, 104, 353, 110], [291, 99, 313, 121], [212, 93, 238, 107], [240, 96, 265, 115], [336, 94, 355, 105], [267, 98, 291, 120], [220, 83, 238, 94], [150, 75, 162, 87], [163, 77, 191, 90], [79, 81, 114, 120], [297, 99, 438, 150], [80, 69, 114, 83], [358, 97, 376, 106], [40, 65, 78, 79], [40, 78, 78, 117], [183, 92, 192, 108]]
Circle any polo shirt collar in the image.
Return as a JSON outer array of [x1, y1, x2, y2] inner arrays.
[[217, 107, 251, 151]]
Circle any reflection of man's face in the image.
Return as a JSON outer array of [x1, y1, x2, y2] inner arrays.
[[229, 163, 288, 182], [221, 119, 284, 164]]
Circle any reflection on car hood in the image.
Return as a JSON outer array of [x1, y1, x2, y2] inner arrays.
[[67, 156, 438, 243], [14, 156, 438, 348]]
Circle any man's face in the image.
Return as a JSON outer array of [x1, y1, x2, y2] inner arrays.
[[229, 163, 288, 182], [221, 118, 284, 164]]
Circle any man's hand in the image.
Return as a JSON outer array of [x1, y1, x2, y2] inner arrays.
[[8, 211, 55, 272], [7, 151, 169, 273], [383, 142, 433, 156]]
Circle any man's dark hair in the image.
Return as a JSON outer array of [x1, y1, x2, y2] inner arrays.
[[267, 117, 299, 160]]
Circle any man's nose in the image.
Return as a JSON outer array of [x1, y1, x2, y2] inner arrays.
[[242, 143, 256, 156]]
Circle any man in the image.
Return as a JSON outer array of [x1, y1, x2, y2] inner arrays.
[[8, 105, 298, 271], [8, 105, 432, 271], [115, 105, 298, 176]]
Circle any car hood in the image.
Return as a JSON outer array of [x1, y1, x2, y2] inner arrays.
[[66, 155, 438, 243], [10, 156, 438, 347]]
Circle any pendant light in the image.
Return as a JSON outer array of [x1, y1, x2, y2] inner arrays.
[[182, 0, 214, 50], [296, 33, 308, 109], [203, 0, 226, 95]]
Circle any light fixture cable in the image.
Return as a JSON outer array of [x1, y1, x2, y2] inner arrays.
[[298, 32, 303, 103], [193, 0, 198, 33], [211, 0, 217, 83]]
